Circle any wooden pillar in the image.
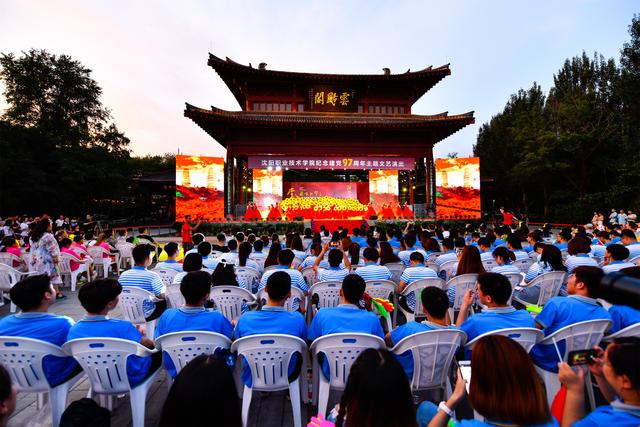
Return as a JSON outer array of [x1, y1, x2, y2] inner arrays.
[[426, 148, 436, 217], [224, 148, 234, 217]]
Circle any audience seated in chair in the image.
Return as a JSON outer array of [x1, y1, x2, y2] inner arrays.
[[397, 251, 438, 314], [172, 253, 202, 285], [155, 271, 233, 378], [314, 244, 351, 282], [155, 242, 183, 273], [234, 271, 307, 386], [67, 278, 162, 387], [530, 266, 611, 373], [118, 244, 167, 321], [258, 250, 307, 311], [0, 274, 80, 387], [354, 248, 392, 281]]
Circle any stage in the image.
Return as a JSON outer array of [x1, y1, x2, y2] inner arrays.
[[310, 219, 367, 233]]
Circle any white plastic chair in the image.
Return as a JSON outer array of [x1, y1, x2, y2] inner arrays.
[[63, 337, 161, 427], [501, 272, 523, 305], [155, 331, 231, 378], [364, 279, 396, 300], [310, 333, 385, 417], [209, 286, 256, 323], [384, 262, 405, 284], [307, 281, 342, 323], [59, 252, 88, 291], [210, 250, 223, 259], [464, 327, 543, 353], [164, 284, 185, 308], [513, 271, 566, 307], [602, 322, 640, 341], [398, 278, 447, 323], [152, 267, 178, 288], [0, 264, 36, 312], [292, 256, 303, 269], [446, 273, 479, 320], [0, 252, 26, 272], [438, 260, 458, 281], [628, 255, 640, 266], [301, 267, 317, 287], [426, 261, 440, 273], [235, 266, 261, 292], [118, 286, 161, 334], [513, 259, 533, 273], [116, 243, 135, 269], [391, 330, 467, 396], [426, 253, 442, 263], [231, 334, 309, 427], [263, 265, 278, 273], [535, 319, 612, 410], [256, 287, 306, 313], [88, 246, 118, 278], [0, 336, 84, 427]]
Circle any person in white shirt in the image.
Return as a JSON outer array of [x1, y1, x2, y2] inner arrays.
[[506, 235, 529, 262], [219, 239, 239, 265], [313, 243, 351, 282], [620, 229, 640, 259], [435, 239, 457, 266], [602, 244, 635, 273], [355, 248, 392, 282], [237, 241, 261, 272], [249, 240, 268, 266], [155, 242, 183, 272]]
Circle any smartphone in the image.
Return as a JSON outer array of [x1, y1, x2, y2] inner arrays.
[[568, 349, 599, 366], [453, 359, 471, 394]]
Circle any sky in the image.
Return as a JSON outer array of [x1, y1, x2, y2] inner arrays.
[[0, 1, 637, 159]]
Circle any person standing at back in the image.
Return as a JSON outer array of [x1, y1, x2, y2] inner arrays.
[[180, 215, 201, 252]]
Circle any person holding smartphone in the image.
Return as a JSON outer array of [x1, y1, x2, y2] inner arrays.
[[559, 337, 640, 426]]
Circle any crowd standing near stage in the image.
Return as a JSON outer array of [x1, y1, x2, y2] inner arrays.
[[0, 213, 639, 426]]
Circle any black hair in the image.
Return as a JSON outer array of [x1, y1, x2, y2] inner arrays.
[[73, 235, 83, 243], [441, 238, 454, 250], [328, 249, 342, 267], [278, 249, 295, 266], [265, 271, 291, 302], [403, 234, 416, 248], [539, 245, 567, 272], [31, 218, 51, 242], [253, 239, 264, 252], [366, 237, 377, 248], [620, 229, 636, 240], [238, 242, 252, 267], [180, 271, 211, 305], [506, 235, 523, 250], [59, 237, 72, 248], [197, 241, 212, 257], [607, 337, 640, 390], [342, 274, 365, 305], [421, 287, 449, 318], [182, 253, 203, 272], [227, 239, 238, 251], [409, 251, 425, 263], [164, 242, 179, 257], [492, 246, 515, 262], [572, 266, 603, 297], [454, 237, 466, 249], [78, 279, 122, 313], [211, 263, 238, 287], [606, 244, 630, 261], [0, 364, 11, 402], [235, 232, 245, 242], [362, 247, 379, 262], [10, 274, 53, 311], [159, 354, 242, 427], [477, 272, 512, 305], [132, 244, 151, 264], [192, 233, 205, 246], [477, 237, 490, 248]]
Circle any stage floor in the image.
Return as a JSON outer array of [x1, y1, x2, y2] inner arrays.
[[311, 219, 366, 233]]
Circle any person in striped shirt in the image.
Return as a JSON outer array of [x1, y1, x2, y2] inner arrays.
[[118, 244, 166, 320], [397, 251, 438, 313], [477, 237, 494, 264], [435, 239, 457, 266], [506, 235, 529, 262], [620, 229, 640, 259], [198, 241, 220, 271], [355, 248, 392, 282], [314, 244, 351, 282], [397, 234, 425, 267], [516, 245, 567, 305], [155, 242, 183, 272], [565, 236, 598, 274], [490, 247, 521, 275], [258, 249, 307, 311], [298, 243, 328, 270], [602, 244, 635, 273]]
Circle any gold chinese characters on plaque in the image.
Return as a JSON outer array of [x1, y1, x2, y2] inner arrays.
[[308, 88, 356, 112]]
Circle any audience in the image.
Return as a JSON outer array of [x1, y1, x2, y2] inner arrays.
[[172, 252, 202, 285], [314, 244, 351, 282], [602, 244, 634, 273], [118, 244, 167, 321], [355, 248, 392, 281], [155, 242, 183, 272], [397, 252, 438, 313]]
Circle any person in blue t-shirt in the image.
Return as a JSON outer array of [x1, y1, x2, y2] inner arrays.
[[530, 266, 611, 373], [234, 271, 307, 386], [386, 287, 457, 378], [0, 274, 80, 387], [155, 242, 183, 272], [559, 337, 640, 426], [308, 273, 385, 379], [155, 271, 233, 378], [67, 279, 162, 387], [455, 273, 534, 348]]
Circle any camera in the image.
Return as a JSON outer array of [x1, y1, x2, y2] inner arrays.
[[598, 272, 640, 310]]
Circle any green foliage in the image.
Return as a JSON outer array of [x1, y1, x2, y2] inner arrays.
[[475, 15, 640, 222]]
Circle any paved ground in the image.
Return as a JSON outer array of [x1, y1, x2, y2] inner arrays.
[[1, 288, 318, 427]]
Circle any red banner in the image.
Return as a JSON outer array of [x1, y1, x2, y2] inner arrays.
[[248, 156, 414, 170], [284, 182, 357, 199]]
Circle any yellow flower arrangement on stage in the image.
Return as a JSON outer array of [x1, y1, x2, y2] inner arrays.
[[280, 196, 368, 219]]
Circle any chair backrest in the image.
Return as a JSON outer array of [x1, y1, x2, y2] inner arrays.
[[152, 268, 178, 287], [384, 263, 405, 284], [301, 267, 317, 287], [401, 278, 447, 317], [0, 253, 21, 267], [501, 272, 522, 304], [292, 257, 303, 269], [308, 281, 342, 310], [156, 331, 231, 376], [446, 274, 479, 311], [119, 286, 156, 324], [391, 330, 466, 391], [87, 246, 107, 260], [209, 286, 256, 323], [438, 261, 458, 281], [231, 334, 308, 391], [628, 255, 640, 266], [115, 243, 134, 258], [603, 322, 640, 341], [481, 258, 496, 271], [63, 338, 154, 394], [310, 333, 385, 389], [59, 252, 76, 274], [0, 336, 67, 392], [164, 284, 185, 308], [528, 271, 567, 306], [263, 265, 278, 273], [256, 287, 306, 313], [0, 264, 20, 291], [465, 328, 544, 353], [540, 319, 612, 361], [425, 253, 442, 263], [210, 250, 223, 259], [235, 267, 261, 292], [425, 261, 440, 273], [364, 280, 396, 300], [514, 259, 533, 273]]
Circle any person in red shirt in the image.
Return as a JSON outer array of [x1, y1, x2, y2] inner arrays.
[[500, 207, 514, 226], [181, 215, 201, 251]]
